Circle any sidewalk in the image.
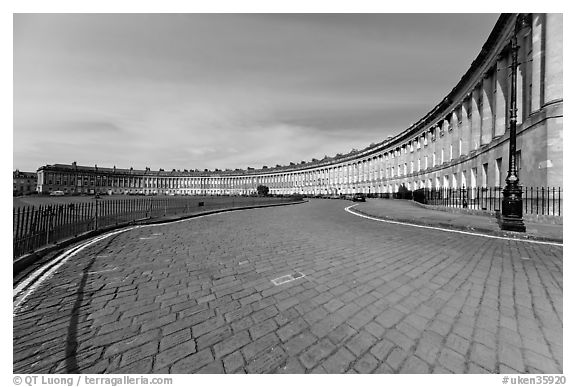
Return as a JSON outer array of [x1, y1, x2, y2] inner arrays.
[[352, 199, 563, 243]]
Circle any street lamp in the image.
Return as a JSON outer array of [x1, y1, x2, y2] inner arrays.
[[500, 13, 530, 232]]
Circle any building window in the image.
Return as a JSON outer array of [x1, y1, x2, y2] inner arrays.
[[482, 163, 488, 188]]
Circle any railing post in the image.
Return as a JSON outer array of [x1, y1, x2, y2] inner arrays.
[[552, 187, 555, 216], [94, 198, 98, 231]]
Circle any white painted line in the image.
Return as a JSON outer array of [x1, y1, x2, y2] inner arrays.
[[344, 204, 563, 247], [139, 236, 156, 240], [87, 267, 118, 275]]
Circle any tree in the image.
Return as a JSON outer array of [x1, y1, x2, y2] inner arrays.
[[257, 185, 269, 196]]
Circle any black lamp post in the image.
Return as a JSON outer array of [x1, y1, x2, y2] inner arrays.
[[500, 13, 529, 232]]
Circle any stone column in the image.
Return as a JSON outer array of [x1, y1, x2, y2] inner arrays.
[[531, 14, 544, 112], [495, 53, 508, 137], [481, 71, 494, 145], [461, 101, 470, 156], [470, 87, 482, 150], [544, 13, 563, 104]]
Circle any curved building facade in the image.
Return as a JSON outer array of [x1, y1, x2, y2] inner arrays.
[[37, 13, 562, 197]]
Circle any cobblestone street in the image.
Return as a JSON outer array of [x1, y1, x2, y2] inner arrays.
[[13, 199, 563, 374]]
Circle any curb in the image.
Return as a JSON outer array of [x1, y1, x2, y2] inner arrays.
[[350, 207, 563, 244], [13, 199, 307, 280]]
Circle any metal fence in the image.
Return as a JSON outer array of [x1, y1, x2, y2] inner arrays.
[[411, 186, 562, 217], [13, 196, 297, 260]]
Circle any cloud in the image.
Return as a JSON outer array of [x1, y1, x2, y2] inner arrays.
[[13, 13, 500, 172]]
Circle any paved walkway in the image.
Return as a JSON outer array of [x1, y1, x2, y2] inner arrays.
[[13, 199, 562, 374], [352, 199, 562, 243]]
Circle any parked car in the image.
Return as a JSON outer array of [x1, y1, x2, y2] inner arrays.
[[352, 193, 366, 202], [49, 190, 65, 196]]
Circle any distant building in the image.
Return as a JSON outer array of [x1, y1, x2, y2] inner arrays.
[[13, 170, 37, 196]]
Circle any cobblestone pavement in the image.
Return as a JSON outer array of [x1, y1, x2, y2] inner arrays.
[[13, 199, 563, 374]]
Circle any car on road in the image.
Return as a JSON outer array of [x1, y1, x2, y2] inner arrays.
[[352, 193, 366, 202], [49, 190, 65, 196]]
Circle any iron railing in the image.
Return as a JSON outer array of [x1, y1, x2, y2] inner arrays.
[[13, 196, 297, 260], [411, 187, 562, 217]]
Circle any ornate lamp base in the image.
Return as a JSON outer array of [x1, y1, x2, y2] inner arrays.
[[500, 186, 526, 232]]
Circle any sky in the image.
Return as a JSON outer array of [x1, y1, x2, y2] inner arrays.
[[13, 13, 500, 172]]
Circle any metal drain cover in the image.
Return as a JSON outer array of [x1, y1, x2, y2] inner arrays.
[[271, 272, 305, 286]]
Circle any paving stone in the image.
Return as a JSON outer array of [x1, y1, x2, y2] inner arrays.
[[302, 307, 329, 325], [327, 323, 357, 345], [154, 340, 197, 370], [246, 346, 287, 374], [299, 339, 337, 369], [375, 308, 405, 328], [283, 331, 318, 356], [102, 329, 159, 358], [321, 347, 355, 373], [524, 350, 560, 374], [111, 357, 153, 374], [470, 342, 497, 372], [354, 352, 379, 373], [399, 355, 430, 373], [195, 360, 225, 374], [373, 362, 394, 374], [385, 329, 414, 352], [275, 307, 300, 326], [214, 331, 251, 359], [120, 341, 159, 368], [140, 313, 177, 332], [370, 338, 395, 361], [191, 316, 226, 337], [223, 350, 245, 373], [231, 316, 254, 332], [196, 325, 233, 350], [249, 318, 278, 340], [324, 299, 345, 312], [386, 347, 409, 371], [276, 357, 306, 374], [445, 333, 470, 356], [242, 332, 280, 360], [468, 362, 491, 374], [171, 349, 214, 373], [438, 347, 466, 374], [345, 331, 378, 356], [251, 305, 278, 323], [159, 329, 192, 352], [364, 321, 386, 338]]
